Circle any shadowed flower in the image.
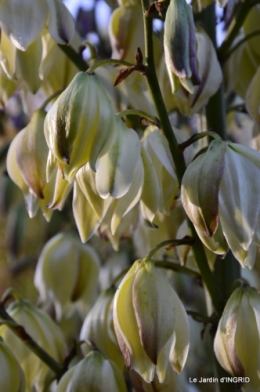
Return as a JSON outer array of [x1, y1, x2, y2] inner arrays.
[[181, 139, 260, 267]]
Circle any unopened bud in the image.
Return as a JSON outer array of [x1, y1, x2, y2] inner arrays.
[[164, 0, 200, 93], [44, 72, 115, 181]]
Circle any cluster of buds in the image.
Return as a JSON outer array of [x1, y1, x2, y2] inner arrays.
[[0, 0, 75, 94], [181, 139, 260, 267]]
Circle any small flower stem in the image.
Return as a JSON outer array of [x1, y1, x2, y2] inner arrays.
[[87, 59, 135, 74], [140, 0, 223, 315], [144, 237, 195, 261], [115, 109, 160, 126], [39, 89, 64, 110], [227, 104, 246, 113], [83, 41, 98, 60], [178, 131, 222, 151], [224, 29, 260, 62], [154, 260, 201, 279], [0, 303, 64, 378], [186, 310, 217, 325]]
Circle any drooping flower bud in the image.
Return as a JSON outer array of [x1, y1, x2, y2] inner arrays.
[[181, 139, 260, 267], [164, 0, 200, 94], [0, 296, 66, 392], [170, 28, 223, 116], [0, 340, 26, 392], [80, 288, 124, 370], [6, 109, 48, 218], [44, 71, 116, 181], [34, 233, 100, 319], [6, 109, 72, 220], [8, 109, 48, 199], [109, 0, 144, 63], [56, 350, 127, 392], [113, 258, 190, 383], [214, 285, 260, 391], [141, 126, 178, 222]]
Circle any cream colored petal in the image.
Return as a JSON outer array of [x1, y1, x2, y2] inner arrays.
[[46, 0, 75, 44], [195, 221, 229, 255], [34, 234, 79, 319], [166, 289, 190, 375], [140, 147, 161, 223], [0, 0, 48, 50], [111, 156, 144, 235], [132, 262, 175, 365], [96, 119, 141, 199], [181, 139, 226, 236], [80, 288, 124, 370], [219, 145, 260, 250], [109, 3, 144, 62], [214, 289, 244, 376], [76, 164, 111, 220], [72, 181, 100, 242], [0, 31, 17, 79], [235, 293, 260, 388], [15, 109, 48, 198], [88, 79, 116, 171], [16, 35, 42, 93], [113, 262, 155, 382], [147, 129, 176, 178], [45, 169, 73, 211]]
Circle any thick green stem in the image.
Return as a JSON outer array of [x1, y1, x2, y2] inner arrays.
[[57, 44, 87, 71], [0, 304, 64, 378], [140, 0, 223, 315]]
